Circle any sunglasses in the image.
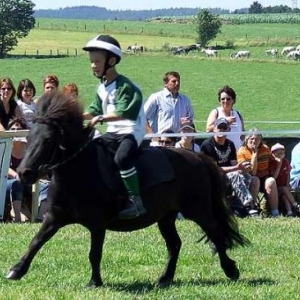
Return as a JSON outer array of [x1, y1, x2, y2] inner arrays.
[[1, 87, 12, 91], [160, 140, 172, 145], [217, 125, 229, 130], [220, 97, 232, 101]]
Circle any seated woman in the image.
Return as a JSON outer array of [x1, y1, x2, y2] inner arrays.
[[158, 129, 176, 147], [0, 77, 22, 131], [6, 118, 50, 222], [206, 85, 245, 151], [175, 121, 200, 153], [6, 118, 28, 222], [237, 128, 279, 217]]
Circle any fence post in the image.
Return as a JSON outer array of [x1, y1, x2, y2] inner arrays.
[[75, 48, 77, 56], [50, 49, 52, 56]]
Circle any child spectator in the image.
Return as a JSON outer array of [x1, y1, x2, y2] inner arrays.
[[62, 82, 79, 99], [158, 129, 176, 147], [43, 74, 59, 93], [269, 143, 300, 216], [17, 79, 37, 129], [175, 121, 200, 153]]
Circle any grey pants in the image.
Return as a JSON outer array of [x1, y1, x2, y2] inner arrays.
[[226, 171, 252, 206]]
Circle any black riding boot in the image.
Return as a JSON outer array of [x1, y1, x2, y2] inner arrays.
[[118, 195, 147, 220]]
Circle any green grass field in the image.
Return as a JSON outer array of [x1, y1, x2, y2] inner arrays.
[[1, 18, 300, 299], [1, 53, 299, 132], [2, 19, 299, 134], [1, 218, 300, 299]]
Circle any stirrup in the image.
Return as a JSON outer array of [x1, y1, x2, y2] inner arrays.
[[118, 195, 146, 220]]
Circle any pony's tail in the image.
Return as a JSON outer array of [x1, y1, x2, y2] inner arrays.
[[201, 155, 251, 250]]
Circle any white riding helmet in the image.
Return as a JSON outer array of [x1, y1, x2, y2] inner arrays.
[[82, 34, 122, 63]]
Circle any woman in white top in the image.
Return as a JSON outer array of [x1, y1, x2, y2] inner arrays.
[[206, 85, 245, 150], [17, 79, 37, 129], [175, 122, 200, 153]]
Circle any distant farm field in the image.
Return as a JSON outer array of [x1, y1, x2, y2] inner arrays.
[[2, 19, 300, 132]]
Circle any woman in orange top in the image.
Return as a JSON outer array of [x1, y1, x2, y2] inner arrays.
[[237, 128, 279, 217]]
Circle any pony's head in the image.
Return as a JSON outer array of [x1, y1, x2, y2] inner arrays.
[[18, 91, 86, 184]]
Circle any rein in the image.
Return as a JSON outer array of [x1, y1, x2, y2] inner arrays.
[[35, 117, 95, 171]]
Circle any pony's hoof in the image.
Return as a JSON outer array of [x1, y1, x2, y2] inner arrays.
[[226, 266, 240, 281], [87, 279, 103, 288], [156, 277, 173, 288], [6, 270, 22, 280]]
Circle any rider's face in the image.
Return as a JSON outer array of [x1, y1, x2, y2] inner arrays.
[[89, 51, 107, 78]]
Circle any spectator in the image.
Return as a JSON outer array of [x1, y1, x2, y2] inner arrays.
[[201, 118, 259, 214], [206, 85, 245, 150], [175, 121, 200, 153], [0, 77, 22, 130], [158, 129, 176, 147], [82, 34, 146, 219], [16, 79, 37, 129], [290, 140, 300, 190], [237, 128, 279, 217], [62, 82, 79, 99], [6, 118, 28, 222], [43, 74, 59, 93], [269, 143, 300, 216], [144, 71, 194, 135], [6, 117, 50, 222]]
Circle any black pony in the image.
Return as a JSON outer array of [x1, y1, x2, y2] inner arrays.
[[7, 91, 249, 287]]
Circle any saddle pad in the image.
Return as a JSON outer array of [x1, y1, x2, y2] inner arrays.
[[94, 140, 174, 191], [136, 147, 175, 190]]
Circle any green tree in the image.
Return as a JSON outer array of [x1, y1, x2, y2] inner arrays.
[[194, 9, 221, 48], [249, 1, 263, 14], [0, 0, 35, 58]]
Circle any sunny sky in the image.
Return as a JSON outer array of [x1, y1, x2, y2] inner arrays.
[[33, 0, 295, 11]]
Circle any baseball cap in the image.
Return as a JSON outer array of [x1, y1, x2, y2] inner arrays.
[[215, 117, 229, 128], [271, 143, 285, 152], [180, 123, 195, 132]]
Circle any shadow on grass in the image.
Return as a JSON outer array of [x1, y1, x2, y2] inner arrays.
[[105, 277, 276, 294]]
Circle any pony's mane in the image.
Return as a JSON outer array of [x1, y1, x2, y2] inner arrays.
[[35, 91, 84, 126]]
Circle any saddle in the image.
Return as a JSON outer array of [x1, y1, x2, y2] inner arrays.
[[93, 138, 175, 193]]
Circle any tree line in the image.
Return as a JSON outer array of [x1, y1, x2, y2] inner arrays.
[[34, 6, 230, 21]]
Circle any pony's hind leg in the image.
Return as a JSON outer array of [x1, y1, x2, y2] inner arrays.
[[192, 214, 240, 281], [7, 214, 61, 280], [156, 212, 181, 287]]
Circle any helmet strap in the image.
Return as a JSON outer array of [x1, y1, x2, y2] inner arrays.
[[99, 53, 116, 82]]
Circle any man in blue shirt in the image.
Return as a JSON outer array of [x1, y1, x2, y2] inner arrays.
[[144, 71, 194, 135]]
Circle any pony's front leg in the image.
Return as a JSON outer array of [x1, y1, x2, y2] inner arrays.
[[7, 213, 61, 280], [157, 213, 181, 286], [87, 229, 106, 288]]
